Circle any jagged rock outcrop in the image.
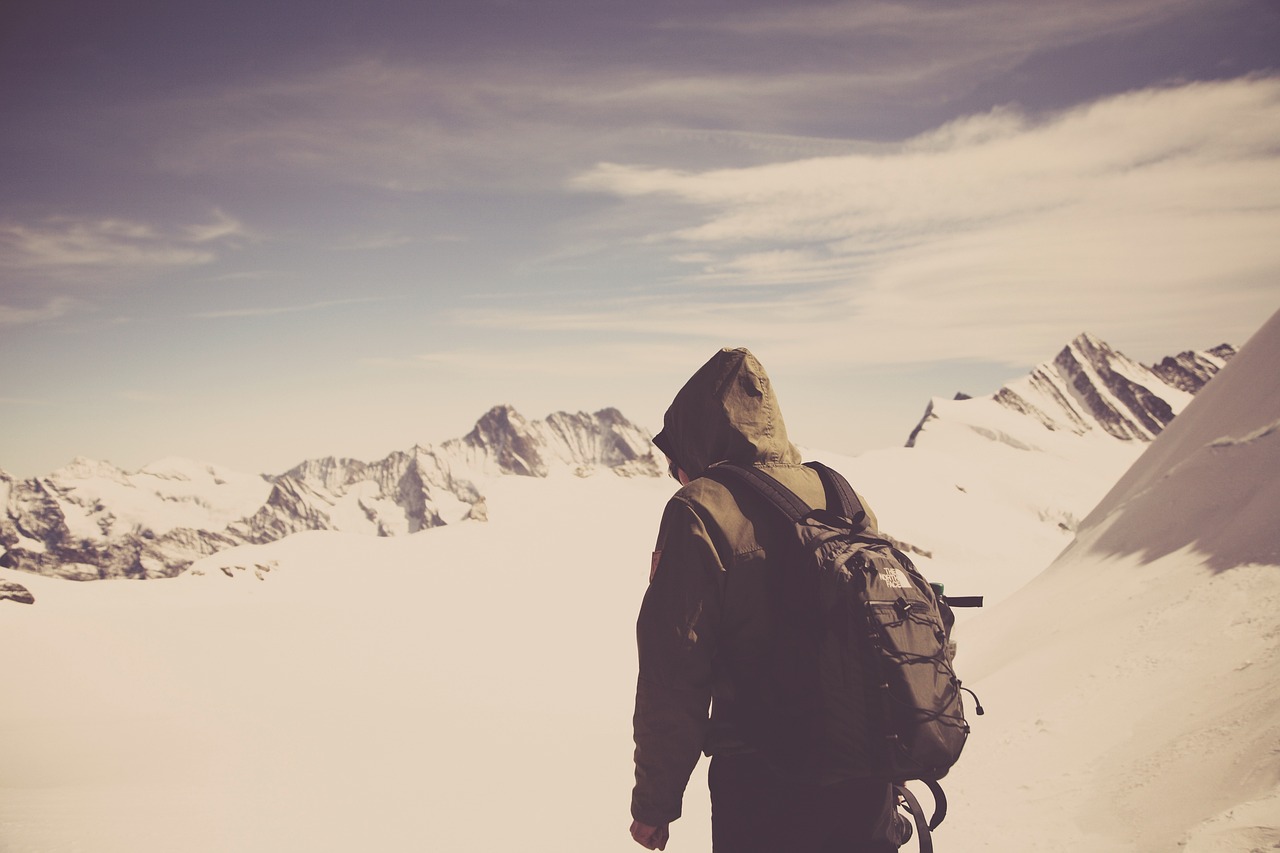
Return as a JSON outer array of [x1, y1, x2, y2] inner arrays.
[[1, 407, 660, 582]]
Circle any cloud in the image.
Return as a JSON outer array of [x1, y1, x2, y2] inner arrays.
[[336, 233, 418, 252], [0, 296, 82, 327], [691, 0, 1202, 44], [559, 76, 1280, 366], [0, 211, 248, 278], [117, 0, 1226, 194], [130, 59, 972, 193], [191, 296, 387, 320], [145, 60, 620, 190], [182, 209, 251, 244], [650, 0, 1215, 119], [147, 59, 846, 191], [115, 390, 178, 403]]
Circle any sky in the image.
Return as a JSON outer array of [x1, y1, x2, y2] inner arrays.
[[2, 0, 1278, 478]]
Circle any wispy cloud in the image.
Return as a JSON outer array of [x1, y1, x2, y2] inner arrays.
[[690, 0, 1202, 43], [0, 296, 82, 326], [335, 233, 418, 252], [115, 389, 179, 403], [663, 0, 1210, 110], [0, 211, 249, 277], [134, 60, 954, 193], [191, 296, 387, 319], [182, 209, 251, 244], [557, 76, 1280, 365], [357, 351, 470, 370], [119, 0, 1223, 195]]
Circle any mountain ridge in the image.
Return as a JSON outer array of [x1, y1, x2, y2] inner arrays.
[[0, 406, 660, 581], [0, 336, 1235, 586], [906, 333, 1235, 448]]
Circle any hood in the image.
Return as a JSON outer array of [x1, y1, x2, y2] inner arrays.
[[652, 347, 801, 479]]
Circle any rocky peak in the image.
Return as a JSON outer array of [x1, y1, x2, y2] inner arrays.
[[461, 405, 548, 476], [1045, 332, 1177, 440], [282, 455, 371, 493]]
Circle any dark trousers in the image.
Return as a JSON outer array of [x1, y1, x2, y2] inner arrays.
[[709, 753, 901, 853]]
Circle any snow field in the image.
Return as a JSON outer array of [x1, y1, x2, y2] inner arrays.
[[0, 474, 702, 853]]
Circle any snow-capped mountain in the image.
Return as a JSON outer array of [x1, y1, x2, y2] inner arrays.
[[908, 333, 1235, 447], [0, 406, 659, 581], [0, 337, 1233, 588], [810, 335, 1236, 604]]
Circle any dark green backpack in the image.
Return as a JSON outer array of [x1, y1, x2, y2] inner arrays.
[[704, 461, 983, 851]]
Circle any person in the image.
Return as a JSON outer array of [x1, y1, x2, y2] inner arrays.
[[629, 347, 900, 853]]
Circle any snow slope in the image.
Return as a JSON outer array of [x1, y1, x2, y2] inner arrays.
[[0, 473, 694, 853], [944, 307, 1280, 852]]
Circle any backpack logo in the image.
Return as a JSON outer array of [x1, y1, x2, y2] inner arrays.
[[878, 564, 912, 589]]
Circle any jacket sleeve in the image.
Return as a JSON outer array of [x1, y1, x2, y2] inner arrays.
[[631, 496, 723, 826]]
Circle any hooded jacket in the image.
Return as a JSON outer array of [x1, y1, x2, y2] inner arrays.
[[631, 348, 876, 826]]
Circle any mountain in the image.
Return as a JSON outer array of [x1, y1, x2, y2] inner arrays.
[[0, 406, 659, 582], [946, 308, 1280, 851], [907, 332, 1235, 447]]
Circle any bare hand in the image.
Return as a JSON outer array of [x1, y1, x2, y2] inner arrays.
[[630, 819, 670, 850]]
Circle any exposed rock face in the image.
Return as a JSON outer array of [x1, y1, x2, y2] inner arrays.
[[458, 406, 548, 476], [908, 334, 1236, 447], [0, 460, 266, 580], [443, 405, 659, 478], [0, 580, 34, 604], [233, 446, 487, 543], [1149, 344, 1237, 394], [1, 407, 661, 582]]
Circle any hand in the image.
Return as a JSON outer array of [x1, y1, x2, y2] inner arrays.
[[630, 819, 670, 850]]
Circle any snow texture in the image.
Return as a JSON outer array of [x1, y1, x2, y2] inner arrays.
[[945, 307, 1280, 851]]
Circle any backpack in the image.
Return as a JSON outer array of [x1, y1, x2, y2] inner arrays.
[[703, 461, 984, 853]]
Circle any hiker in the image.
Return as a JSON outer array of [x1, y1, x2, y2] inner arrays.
[[629, 347, 901, 853]]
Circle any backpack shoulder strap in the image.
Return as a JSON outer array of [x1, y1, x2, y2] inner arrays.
[[804, 461, 867, 520], [701, 463, 812, 522]]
